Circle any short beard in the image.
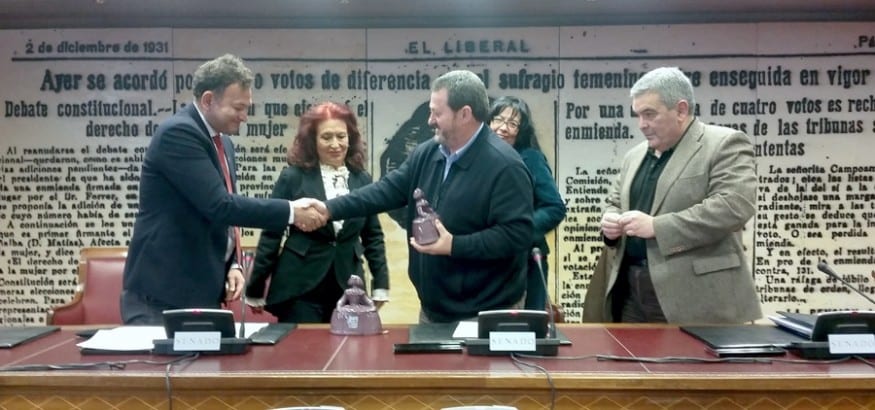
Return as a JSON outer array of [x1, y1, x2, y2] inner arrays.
[[433, 132, 446, 145]]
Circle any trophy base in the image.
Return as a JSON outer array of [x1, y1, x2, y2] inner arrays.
[[330, 309, 383, 336], [413, 220, 439, 245]]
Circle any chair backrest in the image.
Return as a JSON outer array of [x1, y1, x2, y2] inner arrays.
[[82, 248, 127, 324], [48, 247, 127, 325]]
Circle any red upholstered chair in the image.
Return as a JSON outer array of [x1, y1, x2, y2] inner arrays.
[[47, 246, 277, 325], [47, 247, 127, 325]]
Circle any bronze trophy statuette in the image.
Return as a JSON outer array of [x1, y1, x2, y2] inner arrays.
[[330, 275, 383, 335], [412, 188, 440, 245]]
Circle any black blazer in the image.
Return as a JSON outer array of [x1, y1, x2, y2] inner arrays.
[[245, 166, 388, 308], [123, 104, 290, 309]]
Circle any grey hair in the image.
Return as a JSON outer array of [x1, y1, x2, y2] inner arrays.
[[431, 70, 489, 121], [630, 67, 695, 110]]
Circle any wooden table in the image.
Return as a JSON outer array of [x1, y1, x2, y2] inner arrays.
[[1, 325, 873, 410]]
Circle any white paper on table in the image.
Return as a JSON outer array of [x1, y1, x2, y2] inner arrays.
[[76, 326, 165, 351], [76, 323, 271, 352], [238, 322, 269, 338], [452, 320, 478, 338]]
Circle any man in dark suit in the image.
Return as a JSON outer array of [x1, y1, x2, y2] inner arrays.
[[313, 70, 535, 323], [121, 54, 324, 325]]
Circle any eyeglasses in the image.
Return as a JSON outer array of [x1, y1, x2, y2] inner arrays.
[[491, 116, 520, 131]]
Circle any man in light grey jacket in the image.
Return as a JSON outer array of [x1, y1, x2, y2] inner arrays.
[[597, 67, 761, 324]]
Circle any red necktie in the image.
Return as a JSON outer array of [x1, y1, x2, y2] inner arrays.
[[212, 134, 242, 264]]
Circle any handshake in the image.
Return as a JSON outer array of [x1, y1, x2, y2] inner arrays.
[[291, 198, 330, 232]]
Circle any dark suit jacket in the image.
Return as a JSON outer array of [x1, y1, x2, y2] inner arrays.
[[245, 166, 388, 310], [123, 103, 290, 309]]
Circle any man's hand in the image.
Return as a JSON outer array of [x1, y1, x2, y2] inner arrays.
[[309, 199, 330, 219], [292, 198, 328, 232], [225, 268, 245, 301], [601, 212, 623, 240], [409, 219, 453, 256], [618, 210, 655, 239]]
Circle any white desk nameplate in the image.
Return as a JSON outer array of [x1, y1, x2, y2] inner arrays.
[[488, 331, 536, 352], [172, 331, 222, 351], [827, 333, 875, 355]]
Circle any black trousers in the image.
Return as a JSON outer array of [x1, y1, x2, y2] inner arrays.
[[268, 265, 344, 324], [611, 260, 666, 323]]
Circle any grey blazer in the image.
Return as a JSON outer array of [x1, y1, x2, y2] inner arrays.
[[601, 118, 762, 324]]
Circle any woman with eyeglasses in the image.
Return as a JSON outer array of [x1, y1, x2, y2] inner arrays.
[[488, 96, 566, 311]]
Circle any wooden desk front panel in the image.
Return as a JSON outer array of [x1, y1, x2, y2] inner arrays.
[[1, 326, 874, 410]]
